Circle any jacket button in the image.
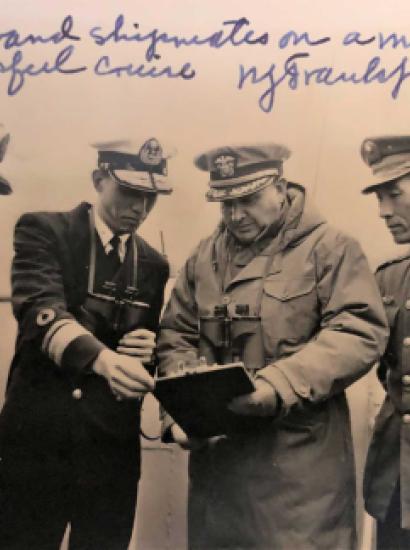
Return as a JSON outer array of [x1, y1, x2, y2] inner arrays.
[[403, 414, 410, 424], [404, 338, 410, 347], [403, 375, 410, 385], [72, 388, 82, 400]]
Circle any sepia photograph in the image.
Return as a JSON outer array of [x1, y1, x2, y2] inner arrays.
[[0, 1, 410, 548]]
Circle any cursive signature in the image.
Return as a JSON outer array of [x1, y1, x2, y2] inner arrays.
[[238, 53, 410, 112]]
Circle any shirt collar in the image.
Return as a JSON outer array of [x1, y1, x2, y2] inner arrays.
[[93, 207, 130, 261]]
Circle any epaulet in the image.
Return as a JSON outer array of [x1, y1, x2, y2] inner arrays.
[[376, 250, 410, 272]]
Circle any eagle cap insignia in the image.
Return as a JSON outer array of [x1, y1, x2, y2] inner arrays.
[[139, 138, 163, 166], [214, 155, 236, 178]]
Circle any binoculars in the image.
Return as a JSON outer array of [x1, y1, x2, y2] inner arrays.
[[199, 303, 265, 374], [77, 282, 151, 348]]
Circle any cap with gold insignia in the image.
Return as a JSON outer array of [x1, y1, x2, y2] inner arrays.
[[92, 137, 173, 194], [361, 135, 410, 194], [195, 143, 291, 201]]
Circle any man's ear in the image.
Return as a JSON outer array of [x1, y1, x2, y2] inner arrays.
[[275, 177, 288, 194], [145, 194, 158, 214], [92, 169, 104, 192]]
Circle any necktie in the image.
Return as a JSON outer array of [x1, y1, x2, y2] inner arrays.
[[108, 234, 122, 270]]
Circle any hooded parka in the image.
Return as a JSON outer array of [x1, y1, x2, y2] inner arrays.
[[158, 185, 388, 550]]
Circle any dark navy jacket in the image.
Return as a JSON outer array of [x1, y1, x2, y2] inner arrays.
[[0, 202, 168, 479]]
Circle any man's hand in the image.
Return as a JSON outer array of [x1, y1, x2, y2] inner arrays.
[[228, 378, 278, 417], [93, 348, 155, 400], [117, 328, 156, 364], [171, 424, 222, 451]]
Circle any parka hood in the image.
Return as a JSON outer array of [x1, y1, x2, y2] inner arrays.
[[280, 183, 326, 249]]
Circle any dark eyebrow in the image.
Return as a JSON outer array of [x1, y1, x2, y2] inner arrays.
[[376, 182, 399, 195]]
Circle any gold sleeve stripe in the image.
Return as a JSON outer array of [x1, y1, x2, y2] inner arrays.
[[41, 319, 73, 352], [45, 321, 91, 366]]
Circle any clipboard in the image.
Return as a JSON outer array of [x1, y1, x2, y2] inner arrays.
[[154, 362, 255, 438]]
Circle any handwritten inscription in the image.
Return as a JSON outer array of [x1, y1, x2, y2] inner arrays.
[[238, 54, 410, 113], [1, 15, 410, 112]]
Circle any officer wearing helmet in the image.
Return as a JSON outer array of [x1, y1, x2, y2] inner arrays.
[[157, 142, 388, 549], [362, 136, 410, 549], [0, 138, 172, 550]]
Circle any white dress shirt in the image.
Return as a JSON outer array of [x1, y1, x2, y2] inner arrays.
[[94, 208, 131, 263]]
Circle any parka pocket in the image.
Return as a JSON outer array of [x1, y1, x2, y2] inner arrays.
[[263, 276, 316, 301], [262, 276, 318, 341]]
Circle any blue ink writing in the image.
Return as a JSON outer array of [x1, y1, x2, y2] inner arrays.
[[94, 55, 195, 79], [90, 16, 268, 62], [238, 54, 410, 112], [0, 45, 87, 96], [0, 15, 80, 50], [343, 31, 410, 50], [343, 32, 375, 46], [278, 30, 330, 49], [238, 53, 309, 112], [378, 33, 410, 50]]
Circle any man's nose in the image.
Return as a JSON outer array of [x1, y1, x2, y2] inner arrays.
[[131, 198, 146, 214], [231, 203, 246, 222], [378, 196, 393, 218]]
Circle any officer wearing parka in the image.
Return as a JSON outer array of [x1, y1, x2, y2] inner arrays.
[[157, 143, 389, 550], [362, 136, 410, 549]]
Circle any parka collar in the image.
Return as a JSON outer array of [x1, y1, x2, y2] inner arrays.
[[220, 185, 326, 290]]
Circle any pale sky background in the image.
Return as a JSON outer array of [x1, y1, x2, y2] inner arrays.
[[1, 0, 410, 293]]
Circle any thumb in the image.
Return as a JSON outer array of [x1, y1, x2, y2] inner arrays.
[[120, 357, 155, 390]]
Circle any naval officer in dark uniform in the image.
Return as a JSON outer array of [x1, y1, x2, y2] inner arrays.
[[0, 138, 172, 550], [362, 136, 410, 549]]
